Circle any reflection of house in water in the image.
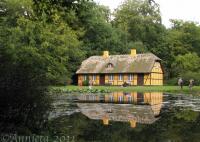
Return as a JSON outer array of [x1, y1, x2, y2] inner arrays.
[[77, 92, 163, 128]]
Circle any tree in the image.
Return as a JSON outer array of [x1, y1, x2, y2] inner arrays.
[[113, 0, 165, 51], [165, 20, 200, 78], [168, 20, 200, 56], [0, 0, 85, 133], [171, 53, 200, 84], [68, 1, 129, 56]]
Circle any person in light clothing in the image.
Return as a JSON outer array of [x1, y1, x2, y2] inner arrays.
[[89, 79, 93, 89], [178, 77, 183, 89], [189, 79, 194, 90]]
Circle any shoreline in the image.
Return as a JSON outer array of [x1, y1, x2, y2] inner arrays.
[[50, 85, 200, 95]]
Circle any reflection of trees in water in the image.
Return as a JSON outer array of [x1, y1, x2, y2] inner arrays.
[[0, 88, 52, 134], [0, 61, 52, 134], [0, 49, 53, 134], [140, 108, 200, 142]]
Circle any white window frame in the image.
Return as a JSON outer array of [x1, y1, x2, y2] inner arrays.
[[92, 75, 96, 81], [108, 74, 114, 81], [83, 75, 87, 81], [107, 63, 113, 68], [128, 74, 133, 81], [118, 74, 123, 81]]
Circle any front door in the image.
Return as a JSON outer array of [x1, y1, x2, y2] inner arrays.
[[100, 74, 105, 85], [137, 74, 144, 86]]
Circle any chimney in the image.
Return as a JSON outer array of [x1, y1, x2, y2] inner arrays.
[[103, 51, 109, 58], [131, 49, 137, 57]]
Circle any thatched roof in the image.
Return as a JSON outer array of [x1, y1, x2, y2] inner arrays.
[[76, 53, 161, 74]]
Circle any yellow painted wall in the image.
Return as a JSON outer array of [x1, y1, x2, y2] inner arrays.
[[78, 64, 163, 86], [78, 74, 100, 85], [144, 74, 151, 85], [105, 74, 138, 86], [78, 75, 83, 86], [78, 74, 138, 86], [133, 74, 137, 85], [150, 62, 163, 85], [105, 74, 110, 84], [114, 74, 118, 85]]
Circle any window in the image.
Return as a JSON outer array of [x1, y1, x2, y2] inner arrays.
[[128, 74, 133, 81], [83, 75, 87, 81], [108, 74, 114, 81], [92, 75, 96, 81], [107, 63, 113, 68], [118, 74, 123, 81]]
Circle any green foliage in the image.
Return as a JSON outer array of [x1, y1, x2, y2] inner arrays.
[[181, 72, 200, 85], [50, 87, 111, 94], [76, 1, 129, 56], [82, 80, 89, 86], [1, 0, 85, 85], [113, 0, 165, 51], [1, 0, 200, 88], [164, 78, 178, 86], [1, 0, 200, 134], [0, 0, 84, 134], [176, 109, 199, 121], [53, 86, 200, 95], [165, 20, 200, 78], [172, 53, 200, 77]]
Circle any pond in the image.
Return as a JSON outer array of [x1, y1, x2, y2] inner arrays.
[[47, 92, 200, 142]]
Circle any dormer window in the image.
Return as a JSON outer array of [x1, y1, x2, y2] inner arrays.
[[107, 63, 113, 68]]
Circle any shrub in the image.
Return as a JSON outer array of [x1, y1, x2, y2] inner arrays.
[[165, 78, 178, 85], [123, 82, 129, 87], [82, 80, 89, 86], [181, 72, 200, 86], [165, 72, 200, 86]]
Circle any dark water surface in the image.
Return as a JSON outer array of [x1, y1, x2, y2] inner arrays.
[[47, 92, 200, 142]]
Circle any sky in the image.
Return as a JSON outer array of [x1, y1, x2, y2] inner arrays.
[[94, 0, 200, 28]]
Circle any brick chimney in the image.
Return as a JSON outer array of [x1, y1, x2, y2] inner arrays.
[[103, 51, 109, 58], [131, 49, 137, 57]]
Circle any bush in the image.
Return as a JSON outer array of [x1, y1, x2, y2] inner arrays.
[[165, 78, 178, 85], [165, 72, 200, 86], [181, 72, 200, 86], [82, 80, 89, 86]]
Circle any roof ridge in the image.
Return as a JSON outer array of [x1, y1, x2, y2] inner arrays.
[[90, 52, 155, 57]]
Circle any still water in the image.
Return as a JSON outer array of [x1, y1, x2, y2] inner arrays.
[[47, 92, 200, 142]]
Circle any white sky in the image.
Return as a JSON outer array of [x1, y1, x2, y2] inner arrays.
[[94, 0, 200, 28]]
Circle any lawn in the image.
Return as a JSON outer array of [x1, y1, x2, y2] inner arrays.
[[52, 85, 200, 95]]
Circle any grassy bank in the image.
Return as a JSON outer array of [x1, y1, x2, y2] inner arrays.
[[51, 85, 200, 95]]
